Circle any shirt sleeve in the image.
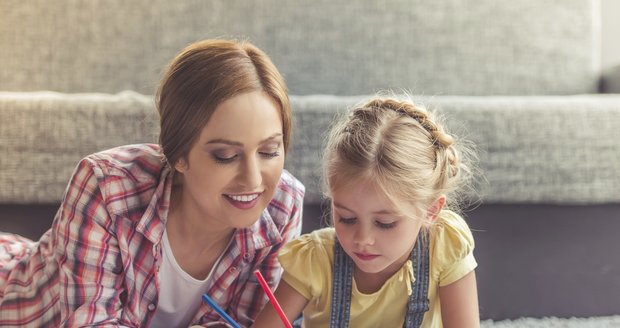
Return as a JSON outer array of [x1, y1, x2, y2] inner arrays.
[[53, 158, 133, 327], [432, 211, 478, 287], [279, 230, 332, 301], [224, 175, 305, 327]]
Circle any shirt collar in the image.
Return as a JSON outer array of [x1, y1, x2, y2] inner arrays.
[[137, 166, 283, 253], [235, 206, 284, 256], [136, 165, 173, 243]]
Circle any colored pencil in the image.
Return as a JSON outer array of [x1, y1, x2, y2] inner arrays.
[[202, 293, 242, 328], [254, 270, 293, 328]]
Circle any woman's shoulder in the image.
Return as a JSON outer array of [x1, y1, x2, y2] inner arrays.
[[83, 144, 165, 178], [267, 169, 305, 226], [74, 143, 169, 216], [276, 169, 306, 198]]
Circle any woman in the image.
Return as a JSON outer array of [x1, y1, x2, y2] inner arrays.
[[0, 39, 304, 328]]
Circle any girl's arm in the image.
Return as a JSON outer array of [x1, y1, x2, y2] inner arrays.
[[438, 270, 480, 328], [252, 280, 309, 328]]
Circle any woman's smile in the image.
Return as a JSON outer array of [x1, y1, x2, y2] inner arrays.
[[224, 192, 262, 209]]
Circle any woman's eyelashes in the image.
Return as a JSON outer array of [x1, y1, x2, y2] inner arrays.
[[212, 152, 238, 164], [211, 147, 281, 164], [259, 150, 280, 158]]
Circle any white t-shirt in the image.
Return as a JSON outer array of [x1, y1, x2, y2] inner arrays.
[[150, 230, 230, 328]]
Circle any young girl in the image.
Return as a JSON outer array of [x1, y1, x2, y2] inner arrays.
[[253, 96, 479, 327]]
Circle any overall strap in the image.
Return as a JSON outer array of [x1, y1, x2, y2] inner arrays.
[[403, 229, 430, 328], [329, 241, 353, 328], [329, 229, 430, 328]]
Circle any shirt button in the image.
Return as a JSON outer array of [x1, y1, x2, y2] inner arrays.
[[229, 267, 237, 273], [243, 253, 252, 261], [148, 303, 156, 311]]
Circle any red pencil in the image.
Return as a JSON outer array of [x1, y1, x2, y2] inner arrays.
[[254, 270, 293, 328]]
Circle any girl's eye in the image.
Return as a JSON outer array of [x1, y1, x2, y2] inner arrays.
[[338, 217, 357, 225], [375, 221, 397, 229]]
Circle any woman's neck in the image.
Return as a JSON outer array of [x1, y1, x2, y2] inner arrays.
[[167, 187, 235, 250]]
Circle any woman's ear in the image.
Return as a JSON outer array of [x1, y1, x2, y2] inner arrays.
[[174, 158, 188, 173], [427, 195, 446, 222]]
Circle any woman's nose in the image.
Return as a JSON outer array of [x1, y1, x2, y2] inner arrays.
[[240, 156, 262, 188]]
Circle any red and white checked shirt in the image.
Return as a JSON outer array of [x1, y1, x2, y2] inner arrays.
[[0, 144, 305, 327]]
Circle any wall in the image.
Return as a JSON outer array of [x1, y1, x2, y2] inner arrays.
[[602, 0, 620, 70]]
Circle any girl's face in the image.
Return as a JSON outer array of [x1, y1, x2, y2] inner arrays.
[[174, 91, 285, 229], [332, 180, 423, 278]]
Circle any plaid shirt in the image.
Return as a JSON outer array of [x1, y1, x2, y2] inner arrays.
[[0, 144, 304, 327]]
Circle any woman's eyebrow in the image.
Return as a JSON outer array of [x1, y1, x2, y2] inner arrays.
[[205, 133, 283, 147]]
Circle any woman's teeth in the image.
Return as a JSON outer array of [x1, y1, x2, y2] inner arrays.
[[227, 194, 259, 202]]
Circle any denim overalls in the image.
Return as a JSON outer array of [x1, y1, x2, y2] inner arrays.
[[328, 230, 430, 328]]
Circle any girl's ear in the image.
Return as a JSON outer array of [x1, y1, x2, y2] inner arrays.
[[174, 158, 188, 173], [427, 195, 446, 222]]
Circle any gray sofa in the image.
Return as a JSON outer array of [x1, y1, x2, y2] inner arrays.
[[2, 0, 620, 322]]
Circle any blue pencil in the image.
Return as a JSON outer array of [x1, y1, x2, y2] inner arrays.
[[202, 294, 242, 328]]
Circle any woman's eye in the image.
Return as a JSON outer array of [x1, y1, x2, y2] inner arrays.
[[375, 221, 397, 229], [213, 154, 237, 164], [260, 151, 281, 159], [338, 217, 357, 225]]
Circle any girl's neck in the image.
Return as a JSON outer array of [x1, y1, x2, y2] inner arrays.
[[354, 268, 390, 294]]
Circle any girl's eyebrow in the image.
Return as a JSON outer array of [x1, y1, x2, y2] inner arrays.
[[205, 133, 283, 147], [333, 202, 396, 215]]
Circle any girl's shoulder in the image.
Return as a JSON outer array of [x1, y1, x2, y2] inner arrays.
[[433, 210, 474, 242], [280, 227, 336, 264], [278, 228, 336, 300], [430, 210, 477, 284]]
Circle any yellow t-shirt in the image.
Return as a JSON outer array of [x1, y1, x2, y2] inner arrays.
[[279, 210, 477, 328]]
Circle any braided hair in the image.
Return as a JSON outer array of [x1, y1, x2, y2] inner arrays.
[[323, 95, 475, 223]]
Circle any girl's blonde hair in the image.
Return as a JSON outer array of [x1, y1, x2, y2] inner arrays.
[[323, 95, 476, 223]]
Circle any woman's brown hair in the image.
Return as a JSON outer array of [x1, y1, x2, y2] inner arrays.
[[156, 39, 291, 168]]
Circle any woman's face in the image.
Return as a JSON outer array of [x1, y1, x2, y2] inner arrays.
[[175, 91, 285, 229]]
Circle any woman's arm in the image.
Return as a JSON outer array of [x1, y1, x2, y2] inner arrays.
[[438, 270, 480, 328], [54, 159, 132, 327], [252, 280, 309, 328]]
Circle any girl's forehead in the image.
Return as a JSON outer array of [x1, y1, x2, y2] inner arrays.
[[331, 178, 424, 217]]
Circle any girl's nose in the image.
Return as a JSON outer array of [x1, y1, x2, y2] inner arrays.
[[353, 224, 375, 246]]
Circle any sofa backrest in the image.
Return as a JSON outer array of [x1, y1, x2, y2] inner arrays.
[[0, 0, 601, 96], [2, 91, 620, 205]]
